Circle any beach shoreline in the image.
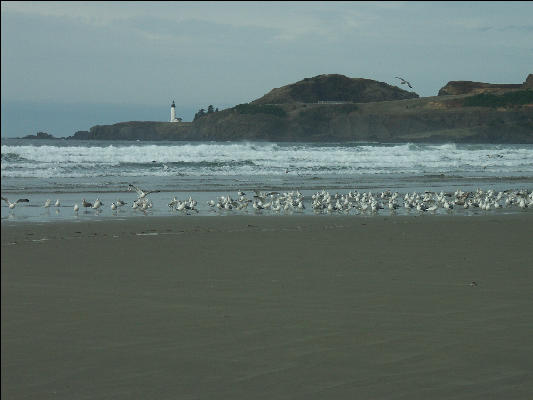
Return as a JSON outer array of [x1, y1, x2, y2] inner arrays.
[[2, 214, 533, 399]]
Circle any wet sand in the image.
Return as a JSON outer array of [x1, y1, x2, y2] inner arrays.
[[2, 215, 533, 399]]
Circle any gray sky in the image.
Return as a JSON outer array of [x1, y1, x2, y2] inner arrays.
[[1, 1, 532, 135]]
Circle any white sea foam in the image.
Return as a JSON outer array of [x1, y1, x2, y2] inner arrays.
[[2, 142, 533, 179]]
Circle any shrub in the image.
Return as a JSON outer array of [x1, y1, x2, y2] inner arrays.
[[234, 103, 287, 117], [463, 90, 533, 108]]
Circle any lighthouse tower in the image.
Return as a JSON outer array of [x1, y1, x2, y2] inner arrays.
[[170, 100, 177, 122]]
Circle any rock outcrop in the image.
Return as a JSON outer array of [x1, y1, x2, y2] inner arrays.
[[21, 131, 57, 139], [438, 80, 526, 96], [253, 74, 418, 104], [69, 122, 193, 141]]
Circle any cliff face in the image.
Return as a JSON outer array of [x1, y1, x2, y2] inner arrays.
[[69, 74, 533, 143], [187, 98, 533, 143], [69, 122, 193, 141]]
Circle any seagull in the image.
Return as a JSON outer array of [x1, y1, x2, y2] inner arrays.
[[73, 203, 79, 213], [111, 202, 117, 211], [395, 76, 413, 89], [43, 199, 52, 208], [92, 198, 103, 210], [128, 184, 160, 199], [1, 196, 29, 209], [168, 197, 179, 208], [54, 199, 60, 207], [82, 198, 93, 208]]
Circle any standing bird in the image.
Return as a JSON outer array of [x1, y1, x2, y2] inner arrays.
[[1, 196, 29, 209], [43, 199, 52, 208], [82, 198, 93, 208], [128, 184, 160, 199], [73, 203, 79, 213], [54, 199, 61, 207], [395, 76, 413, 89], [92, 198, 103, 210]]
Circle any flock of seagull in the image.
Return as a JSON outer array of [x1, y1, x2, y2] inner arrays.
[[308, 188, 533, 213], [2, 185, 532, 217]]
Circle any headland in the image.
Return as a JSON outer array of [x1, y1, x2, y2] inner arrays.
[[67, 73, 533, 143]]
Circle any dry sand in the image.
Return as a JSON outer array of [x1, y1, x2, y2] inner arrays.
[[2, 215, 533, 399]]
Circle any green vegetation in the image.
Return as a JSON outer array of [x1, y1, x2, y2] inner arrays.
[[334, 103, 359, 113], [234, 103, 287, 117], [463, 90, 533, 108], [299, 107, 329, 123], [194, 105, 219, 121], [193, 108, 206, 121], [299, 103, 358, 120]]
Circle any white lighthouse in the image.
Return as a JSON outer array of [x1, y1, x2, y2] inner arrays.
[[170, 100, 181, 122]]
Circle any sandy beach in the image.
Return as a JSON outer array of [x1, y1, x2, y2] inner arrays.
[[2, 214, 533, 399]]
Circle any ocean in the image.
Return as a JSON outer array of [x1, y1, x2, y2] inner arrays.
[[2, 139, 533, 222]]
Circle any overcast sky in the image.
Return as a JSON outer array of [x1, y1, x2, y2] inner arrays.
[[1, 1, 532, 135]]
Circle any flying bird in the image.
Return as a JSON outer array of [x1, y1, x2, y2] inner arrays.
[[128, 184, 160, 198], [395, 76, 413, 89], [1, 196, 29, 209]]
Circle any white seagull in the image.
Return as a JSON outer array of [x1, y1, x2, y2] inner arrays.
[[128, 184, 160, 199], [54, 199, 60, 207], [1, 196, 30, 209], [73, 203, 79, 213], [43, 199, 52, 208], [92, 198, 103, 210]]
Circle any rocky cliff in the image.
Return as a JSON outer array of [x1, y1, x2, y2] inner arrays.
[[68, 74, 533, 143], [72, 121, 193, 141], [437, 75, 531, 96]]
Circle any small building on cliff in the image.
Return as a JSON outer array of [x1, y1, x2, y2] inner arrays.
[[170, 101, 182, 122]]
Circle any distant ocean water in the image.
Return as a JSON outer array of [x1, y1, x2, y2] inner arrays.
[[2, 139, 533, 221]]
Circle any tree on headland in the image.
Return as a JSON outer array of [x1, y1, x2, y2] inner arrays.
[[194, 108, 206, 121], [194, 105, 219, 121]]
